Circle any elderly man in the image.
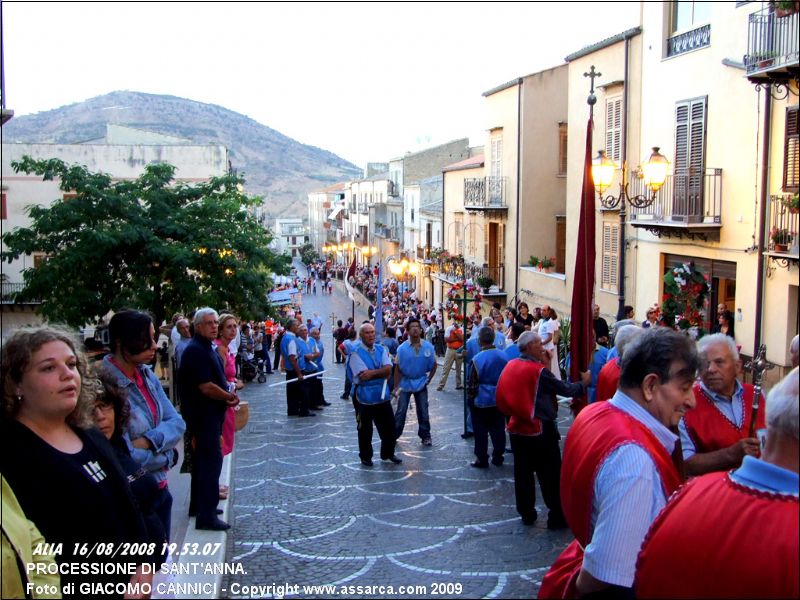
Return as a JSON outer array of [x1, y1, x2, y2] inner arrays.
[[173, 317, 192, 369], [496, 331, 590, 528], [280, 319, 314, 417], [595, 325, 644, 403], [393, 318, 437, 446], [467, 326, 509, 468], [679, 333, 766, 476], [309, 327, 331, 408], [349, 323, 401, 466], [635, 368, 799, 599], [540, 328, 699, 598], [178, 308, 239, 531]]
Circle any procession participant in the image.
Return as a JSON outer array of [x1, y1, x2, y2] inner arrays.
[[340, 327, 359, 401], [635, 368, 799, 599], [539, 328, 699, 599], [392, 318, 437, 446], [349, 323, 401, 466], [296, 324, 323, 410], [437, 319, 464, 391], [467, 327, 509, 468], [504, 322, 526, 360], [497, 331, 590, 528], [309, 327, 332, 407], [680, 333, 765, 476], [594, 325, 644, 403], [280, 319, 314, 417]]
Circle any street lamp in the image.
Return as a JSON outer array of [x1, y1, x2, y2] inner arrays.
[[592, 146, 669, 209]]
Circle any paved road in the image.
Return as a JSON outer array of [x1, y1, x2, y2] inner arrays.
[[221, 268, 573, 599]]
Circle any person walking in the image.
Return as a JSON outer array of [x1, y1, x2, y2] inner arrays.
[[437, 321, 464, 391], [392, 318, 438, 446]]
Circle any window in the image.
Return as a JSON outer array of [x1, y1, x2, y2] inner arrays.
[[62, 192, 78, 202], [454, 215, 463, 253], [672, 1, 711, 33], [411, 208, 415, 223], [674, 96, 707, 217], [605, 96, 622, 164], [601, 223, 619, 292], [33, 253, 47, 269], [558, 123, 568, 175], [1, 193, 6, 220], [468, 214, 476, 255], [491, 136, 503, 178], [784, 106, 799, 192]]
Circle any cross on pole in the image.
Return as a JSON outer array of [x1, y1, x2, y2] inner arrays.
[[584, 65, 601, 115]]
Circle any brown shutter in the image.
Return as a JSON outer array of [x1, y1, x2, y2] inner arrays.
[[784, 106, 799, 191]]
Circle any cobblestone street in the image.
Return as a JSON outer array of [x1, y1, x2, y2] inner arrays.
[[221, 279, 574, 599]]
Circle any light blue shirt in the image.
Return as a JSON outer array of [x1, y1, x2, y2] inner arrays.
[[348, 344, 391, 385], [396, 340, 436, 392], [679, 379, 745, 459], [730, 455, 799, 496], [582, 390, 678, 588]]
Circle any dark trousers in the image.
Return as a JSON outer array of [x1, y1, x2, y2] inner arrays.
[[306, 373, 324, 407], [509, 421, 565, 523], [343, 377, 352, 398], [335, 345, 344, 364], [355, 400, 396, 461], [273, 347, 282, 371], [286, 372, 310, 415], [188, 411, 224, 524], [470, 405, 506, 463], [152, 486, 174, 540]]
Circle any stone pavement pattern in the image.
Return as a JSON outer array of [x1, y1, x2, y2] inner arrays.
[[221, 273, 573, 599]]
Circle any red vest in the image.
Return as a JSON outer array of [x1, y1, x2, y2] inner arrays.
[[635, 471, 799, 599], [594, 358, 621, 403], [538, 402, 681, 599], [684, 383, 765, 453], [496, 358, 544, 436]]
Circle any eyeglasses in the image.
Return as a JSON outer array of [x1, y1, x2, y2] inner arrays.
[[94, 403, 114, 414]]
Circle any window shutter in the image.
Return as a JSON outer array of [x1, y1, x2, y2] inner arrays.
[[601, 223, 619, 292], [784, 107, 799, 191], [674, 97, 707, 218], [606, 96, 622, 163], [484, 221, 490, 265], [498, 223, 505, 267], [688, 98, 707, 216]]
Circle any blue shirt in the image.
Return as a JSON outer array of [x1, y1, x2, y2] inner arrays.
[[583, 390, 677, 588], [504, 342, 521, 360], [730, 455, 799, 496], [679, 379, 745, 459], [396, 340, 436, 392]]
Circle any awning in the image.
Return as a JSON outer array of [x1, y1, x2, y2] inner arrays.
[[268, 287, 300, 306], [328, 206, 344, 221]]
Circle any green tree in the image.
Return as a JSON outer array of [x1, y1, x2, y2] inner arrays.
[[299, 242, 318, 266], [2, 157, 290, 327]]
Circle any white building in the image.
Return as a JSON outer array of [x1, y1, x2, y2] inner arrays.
[[272, 217, 309, 258], [307, 182, 346, 251]]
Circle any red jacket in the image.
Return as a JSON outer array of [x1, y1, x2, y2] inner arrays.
[[594, 357, 621, 403], [539, 402, 681, 599], [496, 358, 545, 436], [635, 470, 799, 599], [683, 383, 765, 453]]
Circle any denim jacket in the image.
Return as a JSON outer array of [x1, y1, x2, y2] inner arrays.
[[101, 355, 186, 485]]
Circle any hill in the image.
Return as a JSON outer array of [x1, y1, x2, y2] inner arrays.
[[2, 91, 361, 219]]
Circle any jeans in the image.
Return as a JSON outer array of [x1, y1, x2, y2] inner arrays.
[[394, 388, 430, 440]]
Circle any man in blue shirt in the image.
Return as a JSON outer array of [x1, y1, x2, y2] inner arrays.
[[392, 319, 438, 446], [310, 327, 331, 407]]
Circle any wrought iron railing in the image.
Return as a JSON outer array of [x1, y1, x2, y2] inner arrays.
[[744, 7, 799, 74], [464, 176, 506, 208], [416, 245, 431, 261], [0, 282, 41, 304], [629, 167, 722, 225], [667, 23, 711, 58], [430, 259, 504, 290], [373, 225, 401, 241], [768, 194, 800, 254]]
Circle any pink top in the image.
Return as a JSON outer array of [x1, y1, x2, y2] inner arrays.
[[214, 340, 237, 382]]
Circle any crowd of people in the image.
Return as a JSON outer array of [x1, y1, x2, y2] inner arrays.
[[2, 254, 797, 598]]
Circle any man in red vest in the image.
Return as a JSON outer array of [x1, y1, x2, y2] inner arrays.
[[635, 367, 798, 598], [539, 328, 699, 599], [496, 331, 590, 529], [679, 333, 765, 476]]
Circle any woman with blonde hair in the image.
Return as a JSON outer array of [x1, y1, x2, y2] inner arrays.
[[1, 326, 150, 598]]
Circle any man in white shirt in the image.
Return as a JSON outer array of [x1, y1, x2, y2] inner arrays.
[[538, 305, 561, 380]]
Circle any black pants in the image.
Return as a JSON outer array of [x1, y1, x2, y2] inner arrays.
[[286, 372, 310, 416], [306, 373, 324, 407], [470, 405, 506, 464], [273, 347, 282, 371], [509, 421, 565, 523], [187, 410, 224, 524], [355, 400, 396, 461]]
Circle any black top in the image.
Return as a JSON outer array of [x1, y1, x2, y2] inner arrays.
[[0, 419, 148, 597], [515, 313, 534, 328], [177, 333, 228, 422], [593, 317, 610, 346]]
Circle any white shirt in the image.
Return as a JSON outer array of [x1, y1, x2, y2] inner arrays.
[[539, 318, 558, 349]]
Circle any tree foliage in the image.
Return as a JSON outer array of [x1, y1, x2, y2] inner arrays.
[[2, 157, 291, 327], [299, 242, 318, 266]]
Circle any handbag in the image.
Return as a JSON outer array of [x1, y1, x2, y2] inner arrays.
[[234, 401, 250, 431]]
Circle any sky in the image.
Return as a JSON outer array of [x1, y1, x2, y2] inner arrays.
[[3, 2, 640, 167]]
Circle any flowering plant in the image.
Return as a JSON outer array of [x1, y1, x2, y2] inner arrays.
[[771, 227, 792, 245], [444, 282, 481, 321], [661, 262, 710, 335]]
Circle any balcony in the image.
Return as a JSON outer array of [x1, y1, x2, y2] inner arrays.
[[374, 225, 401, 242], [744, 6, 799, 84], [430, 259, 506, 294], [667, 23, 711, 58], [463, 176, 508, 214], [416, 245, 431, 261], [766, 194, 799, 267], [1, 282, 41, 304], [628, 167, 723, 241]]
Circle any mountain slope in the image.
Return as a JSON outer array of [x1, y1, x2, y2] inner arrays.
[[3, 91, 361, 218]]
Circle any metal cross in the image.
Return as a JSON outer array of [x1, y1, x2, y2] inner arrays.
[[584, 65, 601, 108]]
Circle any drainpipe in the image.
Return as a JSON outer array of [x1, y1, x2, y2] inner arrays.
[[616, 37, 631, 322], [753, 85, 771, 357], [515, 78, 523, 301]]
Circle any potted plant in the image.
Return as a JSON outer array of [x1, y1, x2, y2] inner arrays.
[[783, 193, 799, 214], [773, 0, 799, 18], [540, 256, 556, 273], [771, 227, 793, 252], [528, 255, 539, 269], [476, 275, 494, 292]]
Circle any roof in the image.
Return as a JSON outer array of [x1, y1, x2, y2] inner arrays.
[[442, 154, 485, 172], [565, 26, 642, 62], [482, 63, 567, 98], [323, 182, 347, 192]]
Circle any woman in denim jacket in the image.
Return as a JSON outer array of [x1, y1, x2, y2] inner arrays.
[[102, 310, 186, 541]]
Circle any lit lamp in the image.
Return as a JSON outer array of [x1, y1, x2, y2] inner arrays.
[[388, 261, 403, 276], [592, 146, 669, 209]]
